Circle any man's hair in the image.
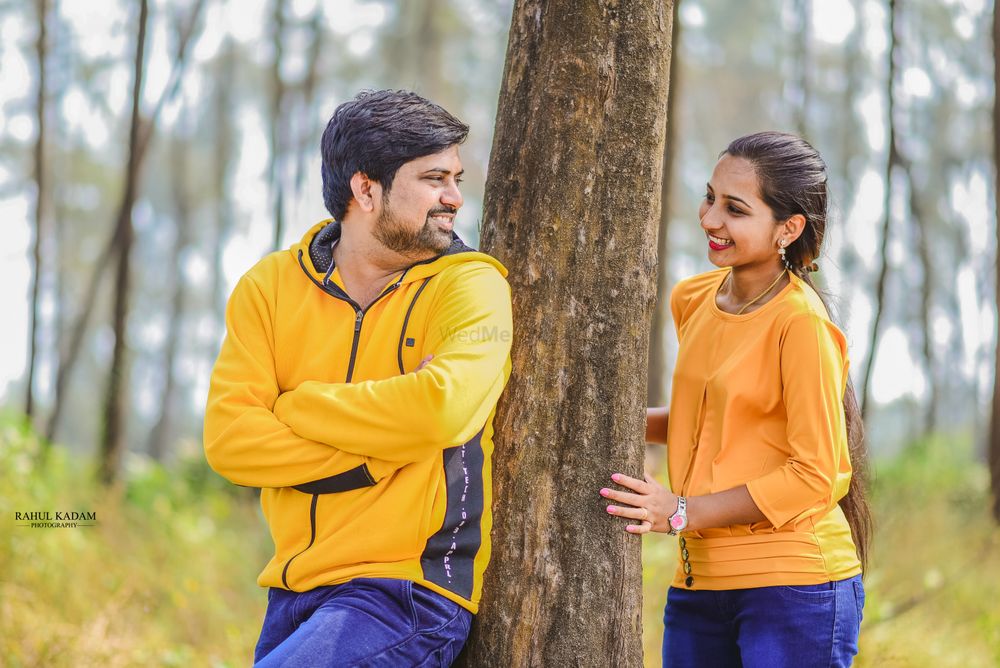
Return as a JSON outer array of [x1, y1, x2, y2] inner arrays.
[[320, 89, 470, 221]]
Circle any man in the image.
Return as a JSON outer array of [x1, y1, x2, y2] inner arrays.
[[204, 89, 513, 666]]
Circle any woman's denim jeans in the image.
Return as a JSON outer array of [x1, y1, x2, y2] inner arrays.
[[663, 574, 865, 667]]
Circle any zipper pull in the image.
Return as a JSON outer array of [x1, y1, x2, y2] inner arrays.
[[354, 309, 364, 332]]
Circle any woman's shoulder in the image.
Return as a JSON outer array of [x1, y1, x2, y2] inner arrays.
[[671, 268, 728, 304], [669, 269, 727, 327]]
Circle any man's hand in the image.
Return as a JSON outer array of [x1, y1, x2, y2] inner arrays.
[[415, 355, 433, 372]]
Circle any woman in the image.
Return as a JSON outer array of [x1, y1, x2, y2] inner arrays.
[[601, 132, 872, 667]]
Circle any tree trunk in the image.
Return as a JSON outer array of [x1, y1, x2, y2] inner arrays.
[[294, 8, 324, 197], [269, 0, 287, 250], [147, 135, 191, 462], [457, 2, 673, 665], [647, 0, 682, 409], [860, 0, 900, 423], [45, 0, 203, 444], [792, 0, 811, 136], [413, 0, 446, 105], [41, 1, 67, 463], [26, 0, 48, 421], [211, 39, 236, 328], [988, 0, 1000, 524], [907, 168, 937, 435], [833, 0, 865, 340], [99, 0, 148, 485]]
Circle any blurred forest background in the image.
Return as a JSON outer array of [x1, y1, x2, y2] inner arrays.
[[1, 0, 998, 666]]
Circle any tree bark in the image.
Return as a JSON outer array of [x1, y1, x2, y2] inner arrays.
[[99, 0, 148, 485], [647, 0, 681, 408], [988, 0, 1000, 523], [26, 0, 48, 421], [860, 0, 900, 423], [457, 2, 674, 665]]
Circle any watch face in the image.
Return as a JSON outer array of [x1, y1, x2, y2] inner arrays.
[[670, 514, 685, 530]]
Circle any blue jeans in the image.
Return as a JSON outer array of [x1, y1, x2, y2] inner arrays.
[[663, 575, 865, 667], [253, 578, 472, 667]]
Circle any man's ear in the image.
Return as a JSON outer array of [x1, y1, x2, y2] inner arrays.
[[349, 172, 380, 213]]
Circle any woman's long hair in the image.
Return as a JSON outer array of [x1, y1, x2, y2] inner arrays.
[[726, 131, 874, 573]]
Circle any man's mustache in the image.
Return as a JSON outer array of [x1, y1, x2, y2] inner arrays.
[[427, 205, 458, 217]]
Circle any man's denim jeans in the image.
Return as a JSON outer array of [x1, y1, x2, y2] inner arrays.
[[663, 574, 865, 667], [253, 578, 472, 667]]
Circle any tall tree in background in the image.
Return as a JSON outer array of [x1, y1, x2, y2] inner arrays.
[[833, 0, 867, 339], [383, 0, 451, 106], [48, 1, 70, 456], [268, 0, 288, 250], [211, 39, 237, 330], [792, 0, 812, 136], [99, 0, 149, 484], [294, 7, 325, 199], [147, 131, 192, 462], [906, 159, 937, 434], [25, 0, 48, 422], [45, 0, 204, 444], [861, 0, 901, 422], [988, 0, 1000, 524], [458, 1, 674, 665], [892, 2, 938, 435], [647, 0, 682, 408]]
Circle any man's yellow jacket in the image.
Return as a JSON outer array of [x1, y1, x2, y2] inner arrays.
[[204, 220, 513, 613]]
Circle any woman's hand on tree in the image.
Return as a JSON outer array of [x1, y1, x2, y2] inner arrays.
[[601, 472, 678, 534]]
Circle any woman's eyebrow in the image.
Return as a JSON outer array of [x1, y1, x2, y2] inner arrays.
[[706, 183, 751, 209], [724, 194, 751, 208]]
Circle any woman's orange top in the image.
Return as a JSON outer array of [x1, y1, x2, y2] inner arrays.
[[666, 268, 862, 590]]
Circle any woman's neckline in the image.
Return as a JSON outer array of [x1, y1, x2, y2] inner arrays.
[[710, 268, 798, 321]]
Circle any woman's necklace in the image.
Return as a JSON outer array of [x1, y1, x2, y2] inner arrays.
[[721, 269, 787, 315]]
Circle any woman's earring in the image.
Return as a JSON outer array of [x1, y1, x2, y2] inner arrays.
[[778, 240, 791, 270]]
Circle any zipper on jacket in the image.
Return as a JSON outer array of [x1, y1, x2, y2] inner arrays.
[[344, 280, 402, 382], [297, 249, 404, 382], [345, 309, 364, 382], [280, 250, 405, 587]]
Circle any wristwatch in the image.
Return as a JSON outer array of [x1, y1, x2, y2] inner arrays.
[[667, 496, 688, 535]]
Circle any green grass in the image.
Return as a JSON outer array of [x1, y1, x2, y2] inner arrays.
[[2, 415, 998, 666], [0, 416, 272, 667], [855, 434, 1000, 667]]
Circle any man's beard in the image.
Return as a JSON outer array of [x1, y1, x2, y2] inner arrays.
[[373, 202, 454, 257]]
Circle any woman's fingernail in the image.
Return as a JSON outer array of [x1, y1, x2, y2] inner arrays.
[[600, 488, 610, 496], [606, 505, 615, 513], [611, 473, 621, 482]]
